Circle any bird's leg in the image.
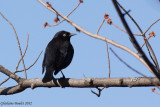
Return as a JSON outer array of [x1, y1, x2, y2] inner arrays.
[[61, 71, 65, 79], [56, 71, 65, 88]]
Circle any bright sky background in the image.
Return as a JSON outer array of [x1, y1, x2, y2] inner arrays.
[[0, 0, 160, 107]]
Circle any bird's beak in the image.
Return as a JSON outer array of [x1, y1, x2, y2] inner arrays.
[[70, 33, 77, 36]]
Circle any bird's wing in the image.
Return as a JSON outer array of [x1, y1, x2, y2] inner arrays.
[[42, 40, 57, 74], [55, 47, 67, 68], [55, 43, 74, 72]]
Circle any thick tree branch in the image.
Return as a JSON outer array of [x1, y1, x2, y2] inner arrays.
[[0, 77, 159, 95], [0, 85, 25, 95], [0, 65, 22, 83]]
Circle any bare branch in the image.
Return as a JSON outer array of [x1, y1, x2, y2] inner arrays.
[[144, 39, 160, 73], [46, 1, 81, 27], [116, 1, 143, 34], [0, 77, 9, 86], [0, 12, 27, 79], [115, 0, 160, 72], [143, 18, 160, 35], [0, 85, 25, 95], [112, 0, 160, 80], [16, 50, 43, 72], [112, 22, 142, 36], [0, 51, 43, 86], [96, 18, 105, 35], [0, 77, 159, 95], [141, 37, 150, 49], [90, 87, 105, 97], [15, 33, 29, 71], [66, 2, 81, 17], [0, 65, 22, 83], [105, 40, 111, 78]]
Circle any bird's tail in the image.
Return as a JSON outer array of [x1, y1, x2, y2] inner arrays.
[[42, 68, 54, 83]]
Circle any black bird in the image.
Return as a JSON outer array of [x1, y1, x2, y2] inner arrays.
[[42, 30, 76, 82]]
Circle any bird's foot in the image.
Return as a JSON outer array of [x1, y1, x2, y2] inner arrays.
[[57, 79, 65, 88]]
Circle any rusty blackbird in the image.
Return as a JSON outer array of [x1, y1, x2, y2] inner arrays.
[[42, 31, 76, 82]]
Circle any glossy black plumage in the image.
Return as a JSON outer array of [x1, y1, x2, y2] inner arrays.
[[42, 31, 75, 82]]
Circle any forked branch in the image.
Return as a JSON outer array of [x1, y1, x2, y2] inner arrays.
[[0, 12, 43, 86], [45, 1, 82, 27], [0, 12, 27, 79], [112, 0, 160, 80]]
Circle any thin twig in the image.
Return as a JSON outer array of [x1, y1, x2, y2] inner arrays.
[[141, 37, 150, 49], [144, 39, 159, 72], [47, 20, 63, 27], [143, 18, 160, 35], [90, 87, 105, 97], [83, 74, 105, 97], [110, 48, 146, 77], [105, 39, 111, 78], [96, 18, 105, 35], [0, 78, 9, 86], [0, 51, 43, 86], [145, 39, 159, 71], [116, 1, 143, 34], [16, 50, 43, 72], [112, 22, 141, 36], [142, 18, 160, 71], [0, 12, 27, 79], [66, 2, 81, 17], [47, 2, 81, 27], [15, 33, 29, 71]]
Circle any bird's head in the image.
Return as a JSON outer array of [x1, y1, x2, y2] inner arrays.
[[54, 30, 76, 40]]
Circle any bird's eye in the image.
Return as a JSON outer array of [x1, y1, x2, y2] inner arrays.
[[63, 34, 66, 37]]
